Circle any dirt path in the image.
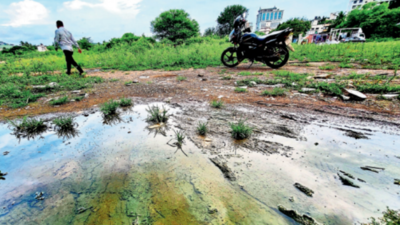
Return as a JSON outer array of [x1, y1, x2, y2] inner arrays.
[[0, 63, 399, 120]]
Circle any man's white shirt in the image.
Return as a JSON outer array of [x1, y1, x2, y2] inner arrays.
[[54, 27, 80, 51]]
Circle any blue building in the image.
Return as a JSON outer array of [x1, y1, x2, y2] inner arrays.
[[256, 7, 284, 33]]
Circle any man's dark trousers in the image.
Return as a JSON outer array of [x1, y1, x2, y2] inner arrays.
[[63, 50, 83, 75]]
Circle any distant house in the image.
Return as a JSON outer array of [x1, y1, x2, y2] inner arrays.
[[37, 44, 48, 52], [349, 0, 393, 10]]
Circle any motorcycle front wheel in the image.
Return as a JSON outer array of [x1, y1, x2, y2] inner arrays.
[[264, 45, 290, 69], [221, 47, 240, 68]]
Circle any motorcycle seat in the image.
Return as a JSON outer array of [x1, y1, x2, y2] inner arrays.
[[255, 30, 285, 42]]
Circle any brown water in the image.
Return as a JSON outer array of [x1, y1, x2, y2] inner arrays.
[[0, 104, 399, 225]]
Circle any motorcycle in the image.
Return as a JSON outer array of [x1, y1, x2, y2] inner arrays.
[[221, 12, 295, 69]]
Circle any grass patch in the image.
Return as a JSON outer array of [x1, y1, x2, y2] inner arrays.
[[196, 122, 208, 135], [146, 105, 168, 123], [210, 100, 224, 108], [319, 64, 336, 70], [49, 96, 69, 106], [262, 88, 286, 96], [235, 87, 247, 93], [221, 75, 232, 80], [8, 116, 46, 133], [230, 119, 253, 140], [125, 81, 133, 86], [177, 76, 187, 81], [174, 130, 186, 145], [53, 116, 74, 130], [119, 97, 132, 107], [238, 71, 251, 76], [339, 62, 353, 68], [101, 99, 119, 116], [73, 96, 84, 102], [109, 78, 119, 82]]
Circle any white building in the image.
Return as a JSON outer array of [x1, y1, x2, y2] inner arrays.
[[307, 17, 331, 35], [256, 7, 284, 34], [349, 0, 393, 10]]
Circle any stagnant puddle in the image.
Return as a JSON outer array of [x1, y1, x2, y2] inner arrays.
[[0, 103, 399, 224]]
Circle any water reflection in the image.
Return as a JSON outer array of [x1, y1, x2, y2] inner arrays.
[[55, 127, 80, 140], [102, 113, 124, 126]]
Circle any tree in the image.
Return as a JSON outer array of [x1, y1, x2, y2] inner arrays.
[[217, 5, 248, 36], [337, 2, 400, 38], [77, 37, 93, 50], [275, 18, 311, 38], [151, 9, 200, 42], [203, 27, 217, 36], [328, 11, 346, 32]]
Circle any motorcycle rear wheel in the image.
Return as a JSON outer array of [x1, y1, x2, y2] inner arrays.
[[264, 45, 289, 69], [221, 47, 240, 68]]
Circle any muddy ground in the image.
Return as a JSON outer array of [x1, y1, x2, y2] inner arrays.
[[0, 62, 399, 120]]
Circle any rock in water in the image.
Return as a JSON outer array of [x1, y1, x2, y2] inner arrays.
[[340, 170, 355, 179], [337, 173, 360, 188], [395, 179, 400, 185], [344, 130, 369, 140], [278, 205, 321, 225], [294, 183, 314, 197], [209, 158, 236, 181], [343, 89, 366, 101]]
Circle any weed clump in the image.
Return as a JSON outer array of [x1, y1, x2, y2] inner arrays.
[[262, 88, 286, 96], [177, 76, 187, 81], [101, 100, 119, 116], [230, 119, 253, 140], [73, 96, 84, 102], [49, 96, 69, 106], [197, 122, 208, 135], [8, 116, 46, 133], [238, 71, 251, 76], [221, 76, 232, 80], [235, 87, 247, 93], [319, 64, 336, 70], [210, 100, 224, 108], [119, 97, 132, 107], [146, 105, 168, 123], [174, 130, 186, 146], [53, 117, 74, 130]]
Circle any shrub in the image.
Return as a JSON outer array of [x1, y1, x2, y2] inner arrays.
[[230, 119, 253, 140], [235, 87, 247, 93], [49, 96, 69, 106], [177, 76, 187, 81], [101, 100, 119, 116], [210, 100, 224, 108], [8, 116, 46, 133], [53, 116, 74, 130], [146, 105, 168, 123], [119, 97, 132, 107], [319, 64, 336, 70], [197, 122, 208, 135], [262, 88, 286, 96], [174, 130, 186, 145]]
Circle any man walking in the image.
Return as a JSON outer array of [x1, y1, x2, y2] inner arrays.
[[54, 20, 84, 75]]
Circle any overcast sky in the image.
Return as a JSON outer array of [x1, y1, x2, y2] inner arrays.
[[0, 0, 349, 45]]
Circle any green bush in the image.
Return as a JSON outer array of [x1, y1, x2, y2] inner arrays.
[[53, 116, 74, 130], [146, 105, 168, 123], [119, 97, 133, 107], [101, 100, 120, 116], [8, 116, 46, 133], [177, 76, 187, 81], [49, 96, 69, 106], [235, 87, 247, 93], [262, 88, 286, 96], [197, 122, 208, 135], [210, 100, 224, 108], [230, 119, 253, 140]]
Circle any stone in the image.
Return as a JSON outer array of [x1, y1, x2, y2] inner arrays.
[[238, 86, 247, 89], [204, 138, 212, 142], [343, 89, 367, 101], [139, 76, 149, 79], [340, 95, 350, 101], [164, 97, 172, 103], [314, 74, 331, 79], [84, 93, 89, 99], [382, 94, 399, 100], [201, 78, 207, 81], [289, 196, 295, 202], [249, 81, 257, 86], [344, 130, 369, 140], [132, 80, 139, 83], [294, 183, 314, 197], [337, 173, 360, 188], [301, 88, 316, 93], [198, 70, 206, 77], [3, 151, 9, 156], [278, 205, 321, 225], [148, 123, 165, 129], [201, 89, 208, 92], [218, 95, 224, 99], [395, 179, 400, 185], [48, 82, 59, 88], [208, 208, 218, 214], [71, 90, 81, 94], [35, 192, 45, 200], [209, 158, 236, 181]]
